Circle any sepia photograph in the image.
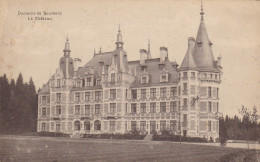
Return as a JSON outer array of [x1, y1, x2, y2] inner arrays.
[[0, 0, 260, 161]]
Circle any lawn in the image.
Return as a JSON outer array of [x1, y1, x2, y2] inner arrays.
[[0, 136, 245, 162]]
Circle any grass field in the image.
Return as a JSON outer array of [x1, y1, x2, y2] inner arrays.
[[0, 136, 245, 162]]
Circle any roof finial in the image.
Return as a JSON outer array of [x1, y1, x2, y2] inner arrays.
[[118, 24, 121, 33], [200, 0, 204, 21], [99, 46, 102, 53], [66, 34, 69, 42]]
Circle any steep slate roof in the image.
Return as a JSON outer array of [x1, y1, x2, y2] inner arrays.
[[128, 58, 179, 87], [179, 40, 197, 71], [192, 14, 218, 72], [38, 82, 50, 94], [76, 49, 128, 78]]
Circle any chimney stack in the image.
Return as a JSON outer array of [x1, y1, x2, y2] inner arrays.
[[160, 46, 168, 63], [140, 49, 148, 64], [74, 58, 82, 72]]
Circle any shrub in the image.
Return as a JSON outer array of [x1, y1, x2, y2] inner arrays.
[[22, 131, 70, 137], [152, 134, 208, 143], [82, 133, 145, 140]]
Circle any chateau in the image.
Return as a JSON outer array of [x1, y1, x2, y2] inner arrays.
[[37, 6, 223, 140]]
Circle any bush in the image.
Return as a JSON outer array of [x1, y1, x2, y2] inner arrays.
[[82, 133, 145, 140], [152, 134, 208, 143], [220, 150, 258, 162], [22, 131, 70, 137]]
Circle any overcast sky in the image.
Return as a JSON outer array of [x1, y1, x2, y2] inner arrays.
[[0, 0, 260, 117]]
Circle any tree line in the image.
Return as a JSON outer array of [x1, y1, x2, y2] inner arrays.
[[0, 73, 38, 134], [219, 112, 260, 142]]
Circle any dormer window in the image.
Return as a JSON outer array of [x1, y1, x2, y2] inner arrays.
[[57, 79, 61, 87], [111, 73, 115, 82], [76, 80, 81, 87], [160, 73, 168, 83], [160, 70, 169, 83], [141, 76, 148, 84], [86, 77, 91, 86]]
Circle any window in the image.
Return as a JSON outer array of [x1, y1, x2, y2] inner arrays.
[[95, 104, 100, 114], [110, 89, 116, 99], [217, 88, 219, 98], [217, 102, 219, 112], [75, 105, 80, 115], [215, 74, 218, 79], [183, 83, 187, 91], [94, 120, 101, 130], [131, 89, 137, 99], [56, 93, 61, 102], [150, 121, 156, 133], [191, 72, 195, 78], [170, 87, 177, 97], [208, 87, 212, 97], [160, 121, 166, 130], [150, 102, 156, 113], [161, 75, 167, 82], [57, 79, 61, 87], [47, 96, 50, 104], [56, 123, 61, 132], [74, 121, 80, 131], [56, 106, 61, 115], [178, 86, 180, 96], [75, 92, 80, 102], [140, 121, 146, 131], [183, 114, 187, 122], [85, 92, 91, 101], [208, 121, 212, 132], [76, 81, 81, 87], [160, 87, 166, 98], [131, 103, 136, 113], [110, 103, 116, 113], [125, 89, 128, 99], [131, 121, 137, 131], [140, 103, 146, 113], [96, 79, 101, 86], [141, 89, 146, 99], [95, 91, 101, 101], [170, 120, 177, 130], [160, 102, 166, 112], [183, 72, 188, 78], [170, 101, 177, 112], [208, 101, 212, 112], [111, 73, 115, 82], [86, 77, 91, 86], [125, 103, 128, 113], [42, 96, 46, 104], [110, 121, 116, 131], [204, 73, 207, 79], [150, 88, 156, 99], [42, 107, 46, 116], [85, 105, 90, 115], [42, 123, 46, 131], [84, 121, 90, 130], [183, 98, 187, 108], [141, 76, 147, 84]]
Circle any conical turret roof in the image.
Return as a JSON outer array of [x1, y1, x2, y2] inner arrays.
[[192, 4, 217, 71]]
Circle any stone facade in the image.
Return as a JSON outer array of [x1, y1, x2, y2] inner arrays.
[[37, 7, 223, 140]]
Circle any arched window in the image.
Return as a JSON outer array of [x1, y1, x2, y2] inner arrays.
[[94, 120, 101, 130], [74, 121, 80, 131]]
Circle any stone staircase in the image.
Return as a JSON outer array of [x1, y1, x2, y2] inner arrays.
[[144, 134, 153, 141]]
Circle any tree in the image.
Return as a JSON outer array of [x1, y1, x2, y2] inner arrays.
[[219, 117, 228, 146], [239, 105, 259, 149]]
